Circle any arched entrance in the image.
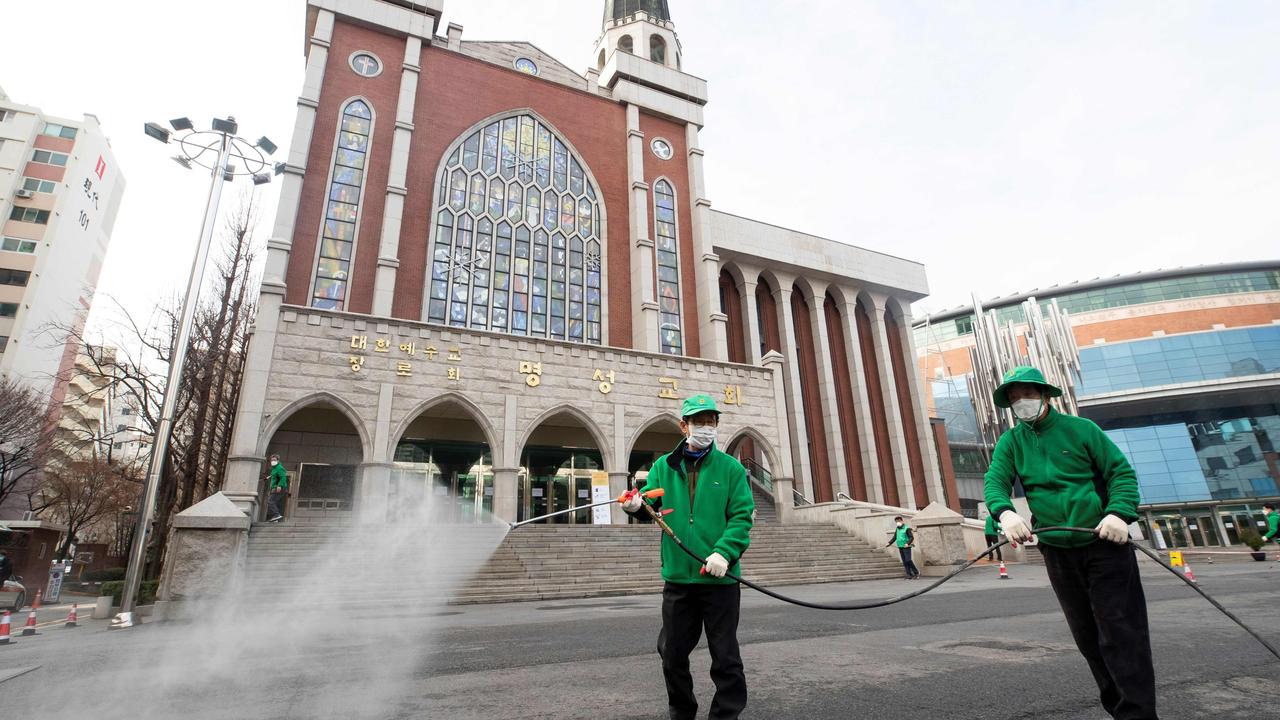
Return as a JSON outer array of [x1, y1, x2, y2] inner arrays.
[[519, 408, 608, 524], [391, 397, 495, 523], [263, 397, 368, 521], [628, 413, 683, 480], [725, 429, 776, 486]]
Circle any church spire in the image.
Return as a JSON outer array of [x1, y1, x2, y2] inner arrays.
[[595, 0, 681, 71], [603, 0, 671, 25]]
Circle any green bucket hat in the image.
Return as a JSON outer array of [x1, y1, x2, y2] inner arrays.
[[681, 393, 721, 419], [992, 366, 1063, 408]]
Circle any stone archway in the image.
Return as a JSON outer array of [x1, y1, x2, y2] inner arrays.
[[517, 406, 611, 524], [262, 398, 368, 521]]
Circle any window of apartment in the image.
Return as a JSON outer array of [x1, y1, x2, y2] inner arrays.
[[1, 237, 38, 254], [0, 110, 13, 123], [31, 149, 70, 167], [9, 207, 50, 224], [41, 122, 78, 139], [22, 177, 58, 194], [0, 336, 8, 353], [0, 269, 30, 287], [0, 303, 18, 318]]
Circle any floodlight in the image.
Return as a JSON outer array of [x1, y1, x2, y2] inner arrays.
[[252, 172, 271, 186], [273, 162, 286, 176], [256, 136, 277, 155], [144, 122, 171, 143], [169, 117, 194, 131], [211, 116, 238, 135], [172, 156, 193, 170]]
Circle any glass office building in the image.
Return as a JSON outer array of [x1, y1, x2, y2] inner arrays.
[[917, 263, 1280, 545]]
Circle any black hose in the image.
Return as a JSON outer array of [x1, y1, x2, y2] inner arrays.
[[663, 524, 1280, 661]]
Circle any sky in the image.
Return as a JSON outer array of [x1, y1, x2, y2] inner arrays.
[[2, 0, 1277, 333]]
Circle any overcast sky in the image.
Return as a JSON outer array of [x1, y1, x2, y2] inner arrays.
[[2, 0, 1276, 334]]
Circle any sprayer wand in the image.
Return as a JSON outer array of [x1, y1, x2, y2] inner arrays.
[[508, 487, 666, 530]]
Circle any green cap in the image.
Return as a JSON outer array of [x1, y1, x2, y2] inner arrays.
[[992, 365, 1063, 408], [681, 393, 721, 419]]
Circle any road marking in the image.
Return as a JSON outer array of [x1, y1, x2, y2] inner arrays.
[[0, 666, 41, 684]]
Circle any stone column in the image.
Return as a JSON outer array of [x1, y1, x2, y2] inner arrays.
[[773, 280, 813, 496], [156, 492, 250, 620], [626, 104, 659, 352], [761, 349, 794, 524], [684, 122, 728, 361], [867, 295, 916, 509], [809, 285, 850, 499], [223, 10, 334, 515], [608, 471, 631, 524], [839, 295, 884, 504], [492, 467, 519, 523], [357, 382, 395, 524], [371, 35, 423, 317], [737, 266, 761, 364], [889, 298, 946, 505]]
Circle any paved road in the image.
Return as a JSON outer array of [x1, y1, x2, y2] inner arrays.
[[2, 558, 1277, 719]]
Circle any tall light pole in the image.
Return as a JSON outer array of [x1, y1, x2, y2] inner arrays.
[[111, 117, 281, 629]]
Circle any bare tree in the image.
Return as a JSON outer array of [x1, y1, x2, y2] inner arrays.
[[40, 457, 142, 559], [0, 375, 56, 513], [42, 191, 262, 580]]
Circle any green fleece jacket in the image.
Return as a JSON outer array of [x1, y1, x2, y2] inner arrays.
[[269, 463, 289, 490], [1264, 511, 1279, 542], [984, 408, 1140, 548], [638, 442, 754, 585], [984, 514, 1001, 536]]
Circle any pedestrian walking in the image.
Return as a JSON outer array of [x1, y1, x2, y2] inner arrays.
[[1262, 503, 1279, 548], [885, 515, 920, 579], [621, 393, 754, 720], [265, 454, 288, 523], [983, 510, 1004, 562], [985, 365, 1156, 720]]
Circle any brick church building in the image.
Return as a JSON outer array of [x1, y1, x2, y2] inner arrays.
[[220, 0, 951, 527]]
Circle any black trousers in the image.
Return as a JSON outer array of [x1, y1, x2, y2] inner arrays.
[[267, 490, 286, 518], [657, 582, 746, 720], [984, 534, 1004, 562], [1041, 541, 1158, 720], [897, 547, 919, 577]]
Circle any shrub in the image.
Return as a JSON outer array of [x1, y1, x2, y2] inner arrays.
[[83, 567, 126, 582], [99, 580, 159, 606], [1239, 527, 1265, 551]]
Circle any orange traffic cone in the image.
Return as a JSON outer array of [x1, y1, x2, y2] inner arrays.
[[32, 588, 41, 610], [998, 561, 1010, 580], [0, 610, 12, 644], [20, 608, 38, 636], [1183, 562, 1197, 584], [65, 604, 78, 628]]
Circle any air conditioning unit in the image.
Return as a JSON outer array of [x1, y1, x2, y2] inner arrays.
[[14, 188, 34, 199], [21, 510, 37, 521]]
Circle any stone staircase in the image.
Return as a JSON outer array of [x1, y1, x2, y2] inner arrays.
[[241, 512, 903, 607]]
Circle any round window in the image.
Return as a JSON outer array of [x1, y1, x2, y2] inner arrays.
[[514, 57, 539, 76], [350, 52, 382, 78], [651, 138, 674, 160]]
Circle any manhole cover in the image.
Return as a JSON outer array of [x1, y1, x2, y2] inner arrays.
[[920, 638, 1074, 661]]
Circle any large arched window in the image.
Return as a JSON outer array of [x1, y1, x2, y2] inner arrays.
[[311, 99, 372, 309], [650, 35, 667, 65], [429, 114, 603, 344], [653, 179, 682, 354]]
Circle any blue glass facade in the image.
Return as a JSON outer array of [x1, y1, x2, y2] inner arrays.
[[1099, 409, 1280, 504], [1077, 326, 1280, 395]]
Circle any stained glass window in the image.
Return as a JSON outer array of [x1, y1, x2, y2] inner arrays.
[[312, 99, 372, 309], [431, 114, 603, 344], [653, 179, 682, 355]]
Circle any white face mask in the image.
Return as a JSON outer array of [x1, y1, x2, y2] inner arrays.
[[1011, 397, 1044, 422], [270, 460, 278, 466], [895, 522, 903, 527], [687, 425, 717, 450]]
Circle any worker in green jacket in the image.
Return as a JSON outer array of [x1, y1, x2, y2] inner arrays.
[[266, 454, 289, 523], [984, 366, 1156, 720], [1262, 503, 1279, 545], [621, 393, 754, 720]]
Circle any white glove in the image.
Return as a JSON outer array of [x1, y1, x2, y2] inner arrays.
[[703, 552, 729, 578], [1095, 514, 1130, 544], [1000, 511, 1034, 543], [620, 491, 643, 513]]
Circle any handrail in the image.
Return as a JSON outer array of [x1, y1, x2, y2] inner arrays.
[[740, 458, 774, 493], [836, 492, 854, 502], [792, 488, 812, 506]]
